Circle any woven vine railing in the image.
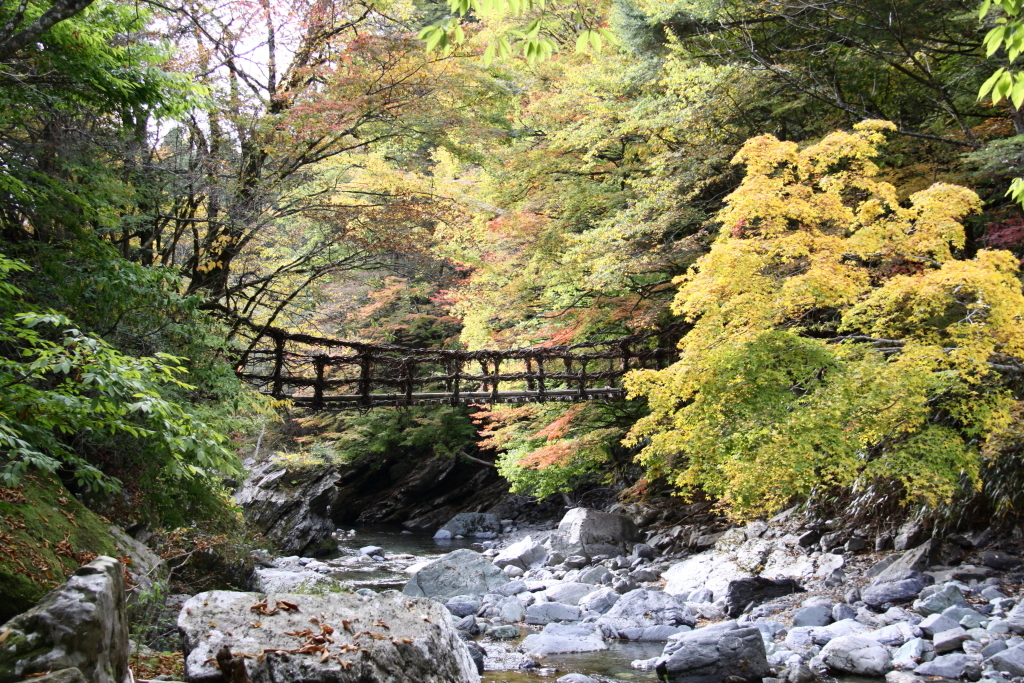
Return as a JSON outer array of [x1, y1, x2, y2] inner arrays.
[[236, 324, 687, 409]]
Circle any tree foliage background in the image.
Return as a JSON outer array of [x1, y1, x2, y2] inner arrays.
[[2, 0, 1024, 528]]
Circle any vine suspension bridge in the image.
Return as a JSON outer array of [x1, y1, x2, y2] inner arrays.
[[237, 324, 687, 410]]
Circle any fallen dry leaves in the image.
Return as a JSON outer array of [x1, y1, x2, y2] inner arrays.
[[218, 602, 414, 670]]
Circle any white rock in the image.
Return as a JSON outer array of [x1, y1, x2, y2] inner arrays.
[[493, 535, 548, 571], [918, 612, 959, 637], [543, 582, 598, 606], [252, 568, 346, 595], [403, 549, 510, 599], [869, 621, 918, 647], [932, 626, 971, 653], [498, 596, 526, 623], [892, 637, 933, 671], [662, 555, 752, 600], [820, 635, 893, 676], [178, 589, 478, 683], [521, 623, 606, 656], [578, 587, 619, 614], [811, 618, 871, 645], [525, 601, 581, 625]]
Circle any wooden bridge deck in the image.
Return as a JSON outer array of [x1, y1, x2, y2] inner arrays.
[[236, 324, 685, 410]]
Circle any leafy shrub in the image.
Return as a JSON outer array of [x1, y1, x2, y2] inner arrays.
[[0, 248, 269, 529]]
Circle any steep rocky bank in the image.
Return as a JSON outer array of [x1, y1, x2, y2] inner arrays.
[[235, 451, 565, 557]]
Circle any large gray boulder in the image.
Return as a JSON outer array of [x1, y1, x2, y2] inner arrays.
[[496, 597, 526, 623], [0, 557, 128, 683], [722, 577, 803, 617], [988, 645, 1024, 676], [520, 623, 606, 656], [578, 587, 619, 614], [862, 570, 930, 608], [577, 565, 613, 586], [11, 669, 88, 683], [235, 460, 339, 556], [1006, 600, 1024, 634], [177, 589, 478, 683], [403, 549, 509, 599], [655, 622, 769, 683], [597, 589, 694, 639], [544, 508, 640, 558], [820, 635, 892, 676], [872, 541, 939, 583], [543, 583, 598, 606], [914, 653, 978, 679], [491, 536, 547, 570], [434, 513, 501, 539], [913, 584, 966, 616], [526, 602, 581, 625], [107, 525, 168, 595], [662, 554, 752, 601]]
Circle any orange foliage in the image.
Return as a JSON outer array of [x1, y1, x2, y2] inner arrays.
[[517, 441, 576, 469], [472, 405, 539, 450], [532, 404, 585, 441]]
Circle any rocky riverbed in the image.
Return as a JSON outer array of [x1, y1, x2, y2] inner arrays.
[[8, 500, 1024, 683], [215, 505, 1024, 683]]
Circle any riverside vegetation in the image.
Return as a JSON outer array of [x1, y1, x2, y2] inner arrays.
[[2, 0, 1024, 681]]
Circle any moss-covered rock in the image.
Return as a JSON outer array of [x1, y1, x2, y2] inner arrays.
[[0, 474, 120, 623]]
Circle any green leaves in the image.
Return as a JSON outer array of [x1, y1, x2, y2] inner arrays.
[[1007, 176, 1024, 202], [574, 28, 618, 53], [447, 0, 547, 17], [979, 1, 1024, 102], [418, 18, 465, 55], [979, 0, 1024, 207], [0, 251, 239, 493], [980, 0, 1024, 20], [421, 0, 618, 64]]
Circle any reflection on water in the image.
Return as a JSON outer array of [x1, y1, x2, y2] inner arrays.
[[333, 524, 480, 556], [327, 523, 479, 591]]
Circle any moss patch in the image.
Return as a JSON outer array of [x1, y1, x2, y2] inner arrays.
[[0, 473, 120, 622]]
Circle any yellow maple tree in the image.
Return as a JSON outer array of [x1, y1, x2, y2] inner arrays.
[[625, 121, 1024, 518]]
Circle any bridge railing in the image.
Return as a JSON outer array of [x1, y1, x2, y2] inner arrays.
[[236, 323, 686, 409]]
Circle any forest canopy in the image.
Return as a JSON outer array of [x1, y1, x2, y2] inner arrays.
[[0, 0, 1023, 527]]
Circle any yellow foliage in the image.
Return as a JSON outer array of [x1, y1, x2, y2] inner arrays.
[[625, 122, 1024, 519]]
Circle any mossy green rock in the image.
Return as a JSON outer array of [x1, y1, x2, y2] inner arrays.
[[0, 475, 121, 624]]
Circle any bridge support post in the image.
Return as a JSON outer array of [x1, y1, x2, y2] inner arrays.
[[536, 357, 546, 401], [270, 331, 286, 398], [313, 356, 326, 410], [450, 359, 462, 407], [490, 356, 501, 403], [359, 352, 372, 408]]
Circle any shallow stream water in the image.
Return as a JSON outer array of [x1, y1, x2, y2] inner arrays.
[[329, 525, 877, 683], [329, 523, 478, 590]]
